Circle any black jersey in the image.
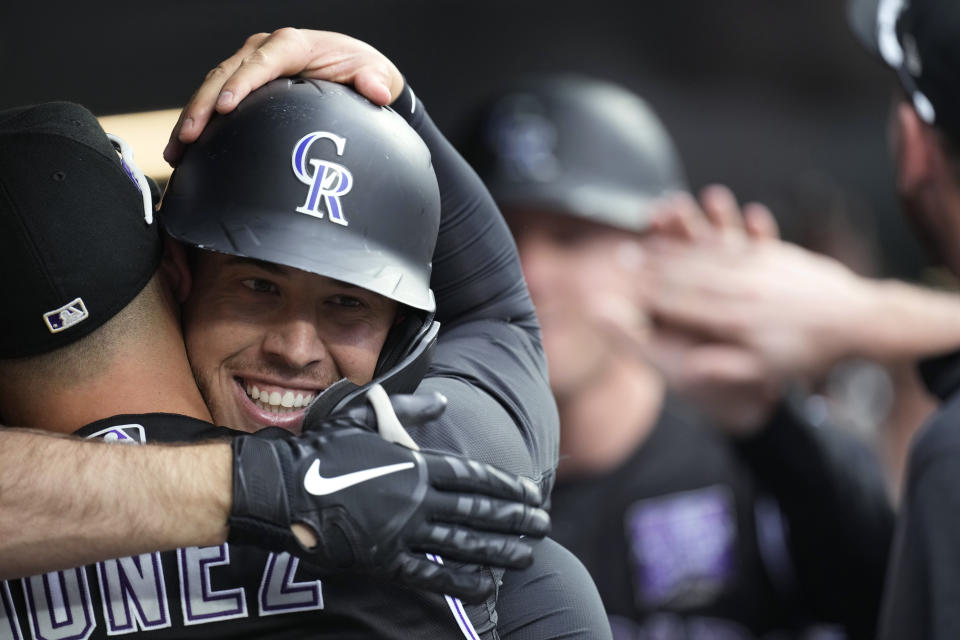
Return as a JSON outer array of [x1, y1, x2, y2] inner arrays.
[[550, 401, 792, 639], [550, 398, 892, 640], [879, 349, 960, 640], [0, 412, 496, 640]]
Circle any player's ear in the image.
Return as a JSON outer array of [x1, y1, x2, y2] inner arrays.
[[893, 100, 938, 195], [160, 234, 193, 303]]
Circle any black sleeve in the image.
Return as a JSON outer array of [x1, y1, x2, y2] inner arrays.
[[495, 537, 614, 640], [390, 85, 559, 495], [736, 400, 895, 640], [879, 397, 960, 640]]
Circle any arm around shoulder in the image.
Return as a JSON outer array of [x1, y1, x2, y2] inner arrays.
[[0, 428, 230, 579]]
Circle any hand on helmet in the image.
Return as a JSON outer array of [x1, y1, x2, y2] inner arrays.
[[166, 28, 403, 164]]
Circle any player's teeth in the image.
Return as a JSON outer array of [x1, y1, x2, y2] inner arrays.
[[246, 385, 316, 413], [257, 399, 278, 413]]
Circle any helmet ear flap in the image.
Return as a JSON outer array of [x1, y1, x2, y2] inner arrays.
[[303, 316, 440, 422], [374, 308, 435, 378]]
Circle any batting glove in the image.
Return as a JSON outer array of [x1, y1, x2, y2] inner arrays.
[[228, 408, 549, 601]]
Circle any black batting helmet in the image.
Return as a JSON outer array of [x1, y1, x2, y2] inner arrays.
[[160, 78, 440, 312], [462, 74, 687, 232]]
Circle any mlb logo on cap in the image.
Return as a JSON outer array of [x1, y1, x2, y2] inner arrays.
[[43, 297, 89, 334]]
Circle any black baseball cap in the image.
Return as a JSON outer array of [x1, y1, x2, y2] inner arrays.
[[849, 0, 960, 144], [0, 102, 161, 358]]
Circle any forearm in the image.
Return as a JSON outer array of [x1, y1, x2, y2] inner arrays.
[[391, 85, 558, 486], [391, 84, 537, 327], [0, 428, 230, 578], [860, 279, 960, 363]]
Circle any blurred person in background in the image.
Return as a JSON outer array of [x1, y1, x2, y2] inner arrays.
[[638, 0, 960, 636], [461, 74, 893, 640], [635, 0, 960, 635]]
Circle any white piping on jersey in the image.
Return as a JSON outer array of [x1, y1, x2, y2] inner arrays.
[[373, 385, 479, 639], [427, 553, 481, 640]]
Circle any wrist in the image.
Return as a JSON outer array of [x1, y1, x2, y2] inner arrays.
[[863, 279, 960, 362], [838, 276, 895, 362], [170, 442, 232, 548]]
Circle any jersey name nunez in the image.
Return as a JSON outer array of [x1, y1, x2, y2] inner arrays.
[[0, 546, 321, 639]]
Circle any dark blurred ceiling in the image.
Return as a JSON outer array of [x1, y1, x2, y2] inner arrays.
[[1, 0, 927, 277]]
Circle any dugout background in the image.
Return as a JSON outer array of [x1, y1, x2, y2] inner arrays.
[[0, 0, 926, 278]]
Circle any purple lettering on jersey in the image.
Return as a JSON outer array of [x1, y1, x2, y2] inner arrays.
[[22, 569, 94, 640], [625, 485, 735, 609], [0, 581, 24, 640], [96, 553, 170, 634], [178, 545, 247, 625], [257, 553, 323, 616]]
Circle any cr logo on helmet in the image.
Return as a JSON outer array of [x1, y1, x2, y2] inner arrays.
[[292, 131, 353, 226]]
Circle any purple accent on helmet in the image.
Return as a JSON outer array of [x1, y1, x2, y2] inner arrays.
[[293, 133, 319, 180], [303, 161, 325, 211]]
